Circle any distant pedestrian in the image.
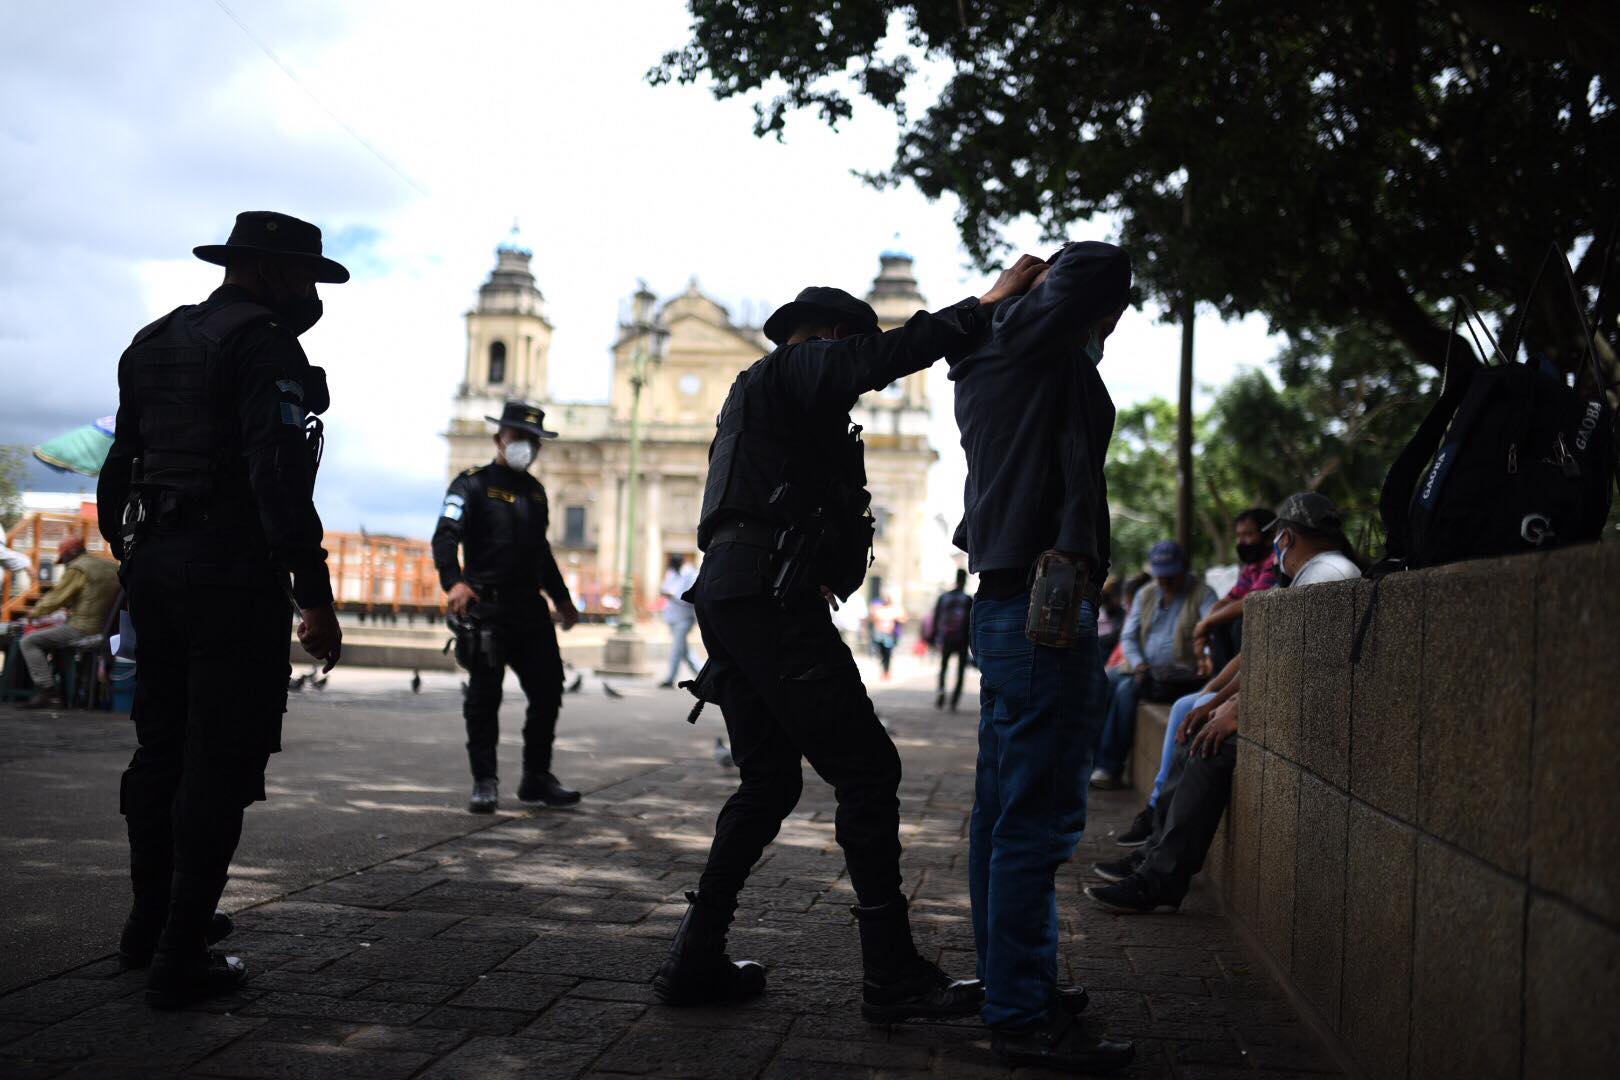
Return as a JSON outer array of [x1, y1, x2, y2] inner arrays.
[[658, 553, 699, 688], [18, 536, 119, 708], [869, 594, 904, 679], [0, 538, 31, 601], [930, 569, 973, 711]]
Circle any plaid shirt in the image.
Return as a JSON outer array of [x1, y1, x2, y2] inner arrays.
[[1226, 551, 1279, 601]]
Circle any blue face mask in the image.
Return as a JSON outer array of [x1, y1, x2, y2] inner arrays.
[[1084, 331, 1104, 365], [1273, 530, 1292, 577]]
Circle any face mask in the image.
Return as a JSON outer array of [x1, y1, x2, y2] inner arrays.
[[276, 292, 323, 336], [1235, 541, 1269, 565], [1273, 530, 1292, 577], [503, 439, 536, 470], [1084, 330, 1104, 365]]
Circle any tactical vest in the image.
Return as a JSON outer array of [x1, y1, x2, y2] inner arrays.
[[697, 365, 874, 596], [121, 299, 276, 517]]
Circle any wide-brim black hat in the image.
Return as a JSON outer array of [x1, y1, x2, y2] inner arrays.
[[194, 210, 351, 284], [486, 400, 558, 440], [763, 287, 880, 345]]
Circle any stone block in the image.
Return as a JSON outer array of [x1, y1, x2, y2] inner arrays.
[[1290, 773, 1347, 1023], [1410, 838, 1524, 1080], [1530, 541, 1620, 924], [1226, 738, 1264, 924], [1130, 703, 1171, 801], [418, 1035, 601, 1080], [1298, 580, 1356, 788], [1255, 751, 1299, 969], [1418, 555, 1534, 876], [1239, 590, 1277, 746], [1350, 572, 1423, 822], [1262, 590, 1306, 762], [1525, 893, 1620, 1077], [1341, 803, 1416, 1080]]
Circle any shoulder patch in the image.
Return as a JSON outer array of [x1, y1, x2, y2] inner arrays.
[[460, 466, 483, 477], [486, 487, 516, 503]]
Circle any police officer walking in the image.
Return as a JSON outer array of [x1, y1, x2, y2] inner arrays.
[[432, 401, 581, 814], [97, 210, 345, 1009], [651, 262, 1043, 1022]]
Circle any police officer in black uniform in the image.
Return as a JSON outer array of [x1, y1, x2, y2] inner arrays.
[[651, 260, 1045, 1022], [97, 211, 345, 1009], [432, 402, 581, 814]]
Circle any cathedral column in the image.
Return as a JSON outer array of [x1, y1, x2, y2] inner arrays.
[[643, 473, 664, 608]]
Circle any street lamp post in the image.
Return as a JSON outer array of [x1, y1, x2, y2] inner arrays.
[[601, 281, 667, 676]]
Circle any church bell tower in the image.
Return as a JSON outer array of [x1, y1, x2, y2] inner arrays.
[[445, 228, 554, 478]]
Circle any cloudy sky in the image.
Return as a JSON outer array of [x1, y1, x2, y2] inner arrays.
[[2, 0, 1279, 540]]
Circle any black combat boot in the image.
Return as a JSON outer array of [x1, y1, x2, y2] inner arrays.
[[651, 891, 766, 1006], [518, 771, 581, 807], [852, 896, 984, 1024], [145, 872, 248, 1009]]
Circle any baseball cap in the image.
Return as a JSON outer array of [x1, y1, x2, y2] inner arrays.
[[1267, 492, 1344, 533], [1148, 540, 1186, 577]]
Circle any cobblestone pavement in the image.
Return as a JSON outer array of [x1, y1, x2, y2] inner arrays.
[[0, 685, 1340, 1079]]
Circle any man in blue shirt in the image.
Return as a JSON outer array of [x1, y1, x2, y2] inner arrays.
[[949, 241, 1136, 1073], [1091, 540, 1216, 789]]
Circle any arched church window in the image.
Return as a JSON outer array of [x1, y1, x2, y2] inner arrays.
[[488, 341, 507, 384]]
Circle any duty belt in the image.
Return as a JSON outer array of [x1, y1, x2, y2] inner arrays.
[[706, 517, 779, 551]]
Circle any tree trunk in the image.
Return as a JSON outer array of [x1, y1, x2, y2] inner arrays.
[[1177, 293, 1195, 556]]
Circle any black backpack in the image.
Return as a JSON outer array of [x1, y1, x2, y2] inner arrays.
[[1378, 253, 1616, 571]]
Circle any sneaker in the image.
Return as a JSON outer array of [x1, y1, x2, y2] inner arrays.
[[992, 1012, 1135, 1072], [1089, 767, 1126, 790], [145, 951, 249, 1010], [1115, 803, 1155, 847], [1084, 874, 1182, 914], [934, 691, 945, 711], [1092, 849, 1146, 883], [468, 778, 498, 814]]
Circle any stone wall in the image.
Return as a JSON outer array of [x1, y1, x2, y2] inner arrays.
[[1209, 541, 1619, 1080]]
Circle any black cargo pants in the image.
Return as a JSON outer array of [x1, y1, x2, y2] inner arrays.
[[461, 595, 564, 781], [120, 529, 289, 932], [689, 543, 904, 910]]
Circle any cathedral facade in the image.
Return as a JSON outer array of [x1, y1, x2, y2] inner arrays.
[[445, 238, 938, 618]]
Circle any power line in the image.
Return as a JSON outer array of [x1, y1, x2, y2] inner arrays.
[[208, 0, 430, 198]]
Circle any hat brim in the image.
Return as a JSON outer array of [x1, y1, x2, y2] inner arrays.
[[763, 301, 878, 346], [193, 244, 351, 284], [485, 416, 558, 440], [1149, 559, 1187, 577]]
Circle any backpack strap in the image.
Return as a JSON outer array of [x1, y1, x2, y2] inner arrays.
[[1378, 304, 1479, 562], [195, 300, 276, 345]]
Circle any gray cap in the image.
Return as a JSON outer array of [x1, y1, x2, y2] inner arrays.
[[1267, 491, 1343, 533]]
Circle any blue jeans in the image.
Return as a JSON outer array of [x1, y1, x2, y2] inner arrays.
[[969, 593, 1103, 1030], [1153, 691, 1218, 805], [664, 615, 697, 684], [1093, 670, 1140, 775]]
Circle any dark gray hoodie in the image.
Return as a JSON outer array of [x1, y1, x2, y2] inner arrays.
[[948, 241, 1131, 586]]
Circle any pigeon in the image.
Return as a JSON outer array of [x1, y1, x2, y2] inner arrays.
[[288, 674, 308, 692], [565, 673, 583, 694], [713, 737, 735, 768], [602, 681, 623, 699], [310, 664, 328, 690], [410, 669, 422, 694]]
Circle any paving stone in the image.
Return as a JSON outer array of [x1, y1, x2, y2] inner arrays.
[[777, 1034, 931, 1069], [566, 980, 659, 1004], [1298, 580, 1356, 788], [1124, 948, 1221, 979], [0, 1000, 264, 1065], [233, 901, 390, 939], [1290, 773, 1347, 1023], [1234, 1023, 1338, 1073], [1524, 893, 1619, 1079], [1349, 572, 1422, 822], [1410, 838, 1523, 1080], [1530, 540, 1620, 924], [189, 1041, 431, 1080], [593, 1023, 779, 1078], [498, 934, 668, 982], [294, 872, 445, 909], [242, 991, 433, 1026], [0, 1019, 42, 1045], [1256, 750, 1299, 970], [323, 938, 517, 983], [1339, 803, 1415, 1080], [448, 971, 572, 1012], [415, 1005, 531, 1035], [242, 1017, 359, 1046], [1417, 556, 1534, 876], [352, 981, 461, 1005], [247, 970, 372, 998], [0, 979, 135, 1024], [433, 916, 544, 945], [534, 895, 657, 923], [343, 1024, 472, 1055], [517, 998, 644, 1046]]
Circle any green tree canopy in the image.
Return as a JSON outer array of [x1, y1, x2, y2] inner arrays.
[[654, 1, 1618, 383]]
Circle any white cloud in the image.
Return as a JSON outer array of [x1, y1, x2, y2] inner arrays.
[[3, 0, 1284, 548]]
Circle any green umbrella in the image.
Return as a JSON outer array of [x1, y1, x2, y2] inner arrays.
[[33, 416, 115, 477]]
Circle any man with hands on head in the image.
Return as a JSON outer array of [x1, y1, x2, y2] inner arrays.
[[434, 402, 581, 816], [97, 210, 345, 1009], [651, 258, 1044, 1026]]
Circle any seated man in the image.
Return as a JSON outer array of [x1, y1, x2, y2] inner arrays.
[[1090, 540, 1215, 789], [1085, 492, 1361, 912], [20, 537, 120, 708]]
